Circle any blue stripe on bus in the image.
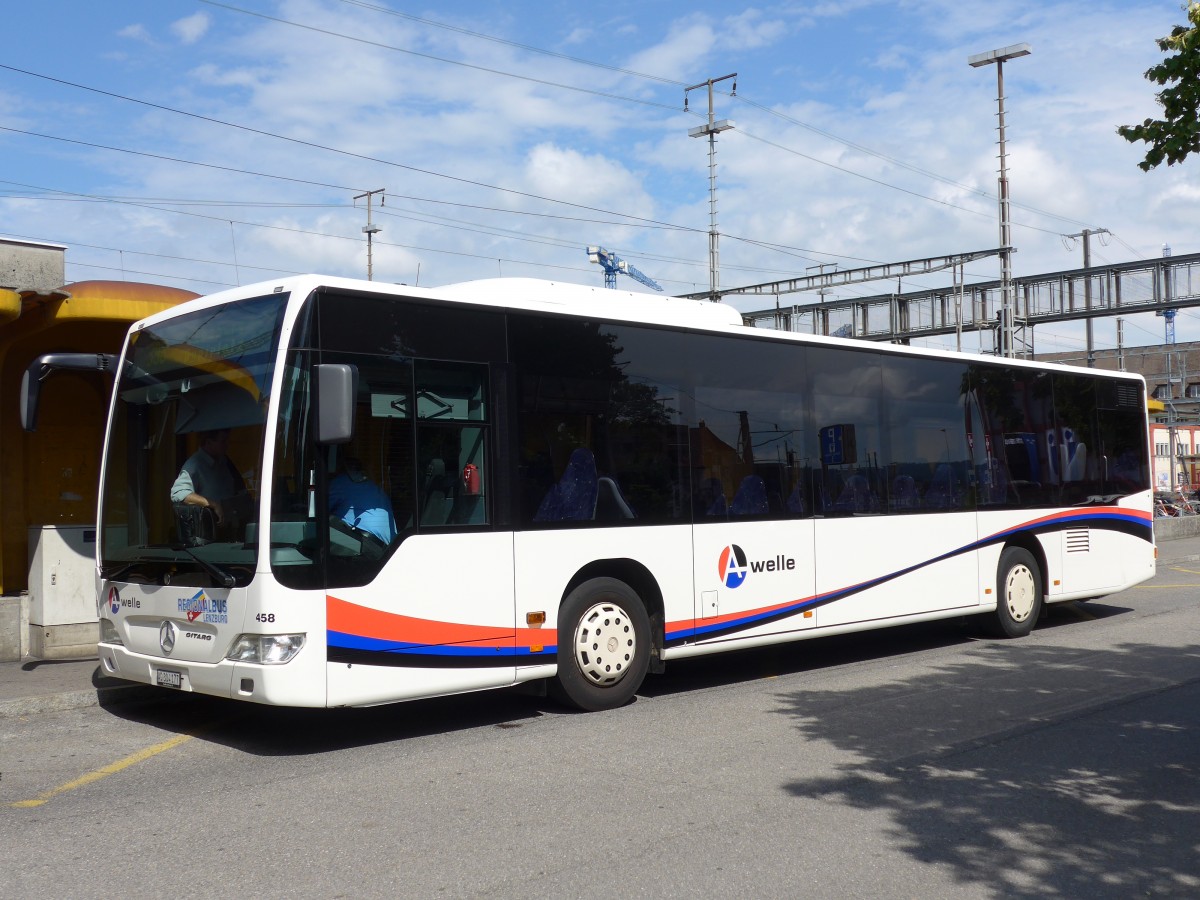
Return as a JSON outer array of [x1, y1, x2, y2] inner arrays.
[[666, 509, 1152, 646], [329, 508, 1151, 664], [328, 630, 557, 658]]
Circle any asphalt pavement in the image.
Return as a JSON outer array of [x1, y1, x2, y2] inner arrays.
[[3, 531, 1198, 720]]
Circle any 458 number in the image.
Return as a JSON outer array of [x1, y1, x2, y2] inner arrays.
[[255, 613, 276, 624]]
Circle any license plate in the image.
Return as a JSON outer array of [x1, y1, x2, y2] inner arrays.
[[156, 669, 182, 689]]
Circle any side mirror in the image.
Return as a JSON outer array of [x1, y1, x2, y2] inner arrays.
[[315, 363, 357, 444], [20, 367, 40, 432], [21, 352, 118, 431]]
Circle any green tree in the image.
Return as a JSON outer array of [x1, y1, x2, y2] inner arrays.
[[1117, 2, 1200, 170]]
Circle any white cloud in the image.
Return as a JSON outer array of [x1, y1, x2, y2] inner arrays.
[[8, 0, 1200, 341], [171, 12, 211, 46], [523, 143, 654, 217], [871, 45, 912, 71], [624, 18, 717, 82], [718, 10, 789, 51], [117, 23, 154, 44]]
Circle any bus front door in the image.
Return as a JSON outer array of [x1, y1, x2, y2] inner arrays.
[[325, 532, 517, 706]]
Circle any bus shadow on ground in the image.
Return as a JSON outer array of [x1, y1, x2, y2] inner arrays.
[[99, 601, 1130, 756], [100, 684, 556, 755], [774, 638, 1200, 898], [639, 600, 1131, 700]]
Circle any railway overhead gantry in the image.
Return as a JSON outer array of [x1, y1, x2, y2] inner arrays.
[[698, 251, 1200, 356]]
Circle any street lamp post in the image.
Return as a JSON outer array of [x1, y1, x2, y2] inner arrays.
[[354, 188, 385, 281], [685, 74, 736, 302], [968, 43, 1031, 358]]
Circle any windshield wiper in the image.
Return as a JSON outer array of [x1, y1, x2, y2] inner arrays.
[[173, 544, 236, 588], [102, 561, 151, 583], [102, 550, 174, 583]]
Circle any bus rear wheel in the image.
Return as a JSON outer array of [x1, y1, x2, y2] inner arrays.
[[554, 577, 650, 712], [992, 546, 1042, 638]]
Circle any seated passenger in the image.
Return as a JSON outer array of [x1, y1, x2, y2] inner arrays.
[[329, 456, 397, 544]]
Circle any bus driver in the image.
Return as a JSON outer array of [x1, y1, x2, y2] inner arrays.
[[171, 428, 244, 526], [329, 456, 397, 545]]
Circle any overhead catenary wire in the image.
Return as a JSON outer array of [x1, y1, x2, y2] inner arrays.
[[1, 183, 710, 288], [0, 177, 684, 232], [0, 125, 362, 193], [3, 172, 1168, 313], [4, 174, 856, 284], [2, 230, 306, 277], [0, 58, 913, 269], [63, 259, 239, 289], [0, 122, 885, 276], [0, 64, 692, 233], [198, 0, 686, 114], [185, 6, 1075, 241], [64, 2, 1086, 243], [1, 180, 809, 286], [324, 0, 1105, 234], [330, 0, 685, 85], [273, 1, 1103, 234], [0, 11, 1179, 296], [0, 55, 1093, 281]]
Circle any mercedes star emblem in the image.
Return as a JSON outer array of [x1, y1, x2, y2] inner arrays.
[[159, 620, 177, 655]]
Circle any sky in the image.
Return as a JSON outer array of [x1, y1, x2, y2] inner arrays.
[[3, 0, 1198, 358]]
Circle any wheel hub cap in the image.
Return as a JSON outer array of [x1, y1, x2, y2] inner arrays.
[[1006, 564, 1036, 623], [573, 601, 636, 687]]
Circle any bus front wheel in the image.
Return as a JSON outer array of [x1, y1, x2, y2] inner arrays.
[[554, 577, 650, 712], [992, 547, 1042, 638]]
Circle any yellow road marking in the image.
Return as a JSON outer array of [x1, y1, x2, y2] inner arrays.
[[1168, 566, 1200, 576], [7, 732, 193, 809]]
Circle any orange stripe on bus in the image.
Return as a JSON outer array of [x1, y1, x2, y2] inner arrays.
[[328, 595, 554, 647]]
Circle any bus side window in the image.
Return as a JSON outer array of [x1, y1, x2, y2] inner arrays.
[[406, 360, 491, 529], [416, 425, 489, 528], [420, 458, 455, 526]]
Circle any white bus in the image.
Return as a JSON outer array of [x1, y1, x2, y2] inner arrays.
[[81, 275, 1155, 710]]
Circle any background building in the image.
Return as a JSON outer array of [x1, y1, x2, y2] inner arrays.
[[0, 237, 196, 659]]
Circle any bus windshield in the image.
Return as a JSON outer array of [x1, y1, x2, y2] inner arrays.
[[99, 292, 287, 587]]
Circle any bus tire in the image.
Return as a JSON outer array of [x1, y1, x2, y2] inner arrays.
[[992, 546, 1042, 638], [554, 577, 650, 712]]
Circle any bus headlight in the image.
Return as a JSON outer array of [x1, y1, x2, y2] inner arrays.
[[226, 634, 306, 665], [99, 618, 123, 646]]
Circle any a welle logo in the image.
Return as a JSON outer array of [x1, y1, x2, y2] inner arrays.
[[717, 544, 796, 589]]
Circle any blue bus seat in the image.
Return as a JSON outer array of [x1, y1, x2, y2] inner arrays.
[[533, 448, 598, 522], [730, 475, 769, 516], [891, 475, 919, 510]]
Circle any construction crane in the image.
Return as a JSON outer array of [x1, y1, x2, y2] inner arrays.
[[587, 246, 663, 292], [1158, 245, 1177, 346]]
